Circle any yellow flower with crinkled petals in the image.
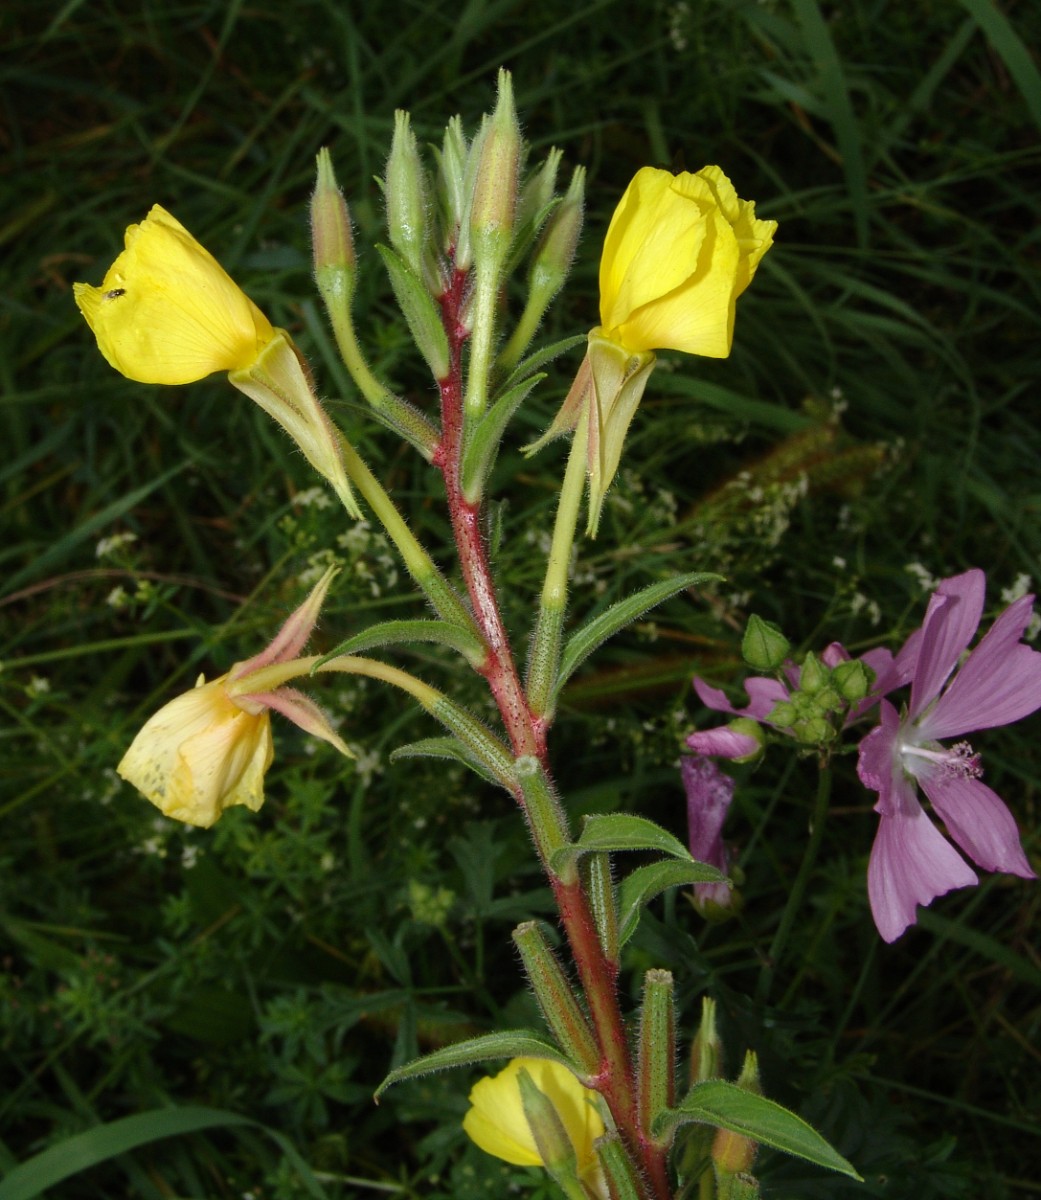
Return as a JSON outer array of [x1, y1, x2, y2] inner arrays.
[[463, 1058, 605, 1174], [118, 675, 274, 829], [74, 204, 275, 384], [598, 165, 776, 359], [117, 567, 350, 829]]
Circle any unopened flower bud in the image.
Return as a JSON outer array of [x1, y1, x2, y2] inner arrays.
[[690, 996, 722, 1083], [742, 615, 790, 672], [712, 1051, 761, 1179], [799, 651, 829, 694], [529, 165, 585, 305], [311, 148, 356, 308], [517, 146, 562, 232], [385, 110, 429, 283], [436, 115, 468, 256], [516, 1067, 580, 1176], [767, 700, 796, 728], [832, 658, 872, 701], [792, 715, 832, 745], [469, 69, 521, 263]]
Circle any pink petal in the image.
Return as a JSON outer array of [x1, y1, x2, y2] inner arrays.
[[924, 594, 1041, 738], [682, 754, 734, 870], [231, 566, 338, 679], [685, 726, 760, 760], [821, 642, 850, 668], [909, 570, 985, 720], [857, 700, 904, 806], [867, 809, 978, 942], [918, 772, 1036, 879], [692, 675, 788, 722], [240, 686, 352, 757]]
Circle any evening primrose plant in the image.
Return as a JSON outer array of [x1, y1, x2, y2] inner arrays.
[[71, 70, 870, 1199]]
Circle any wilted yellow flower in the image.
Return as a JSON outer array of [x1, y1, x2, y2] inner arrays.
[[598, 165, 776, 359], [118, 568, 349, 828], [463, 1058, 605, 1174], [74, 205, 275, 384]]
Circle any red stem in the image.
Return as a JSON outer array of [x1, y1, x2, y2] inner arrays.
[[434, 267, 670, 1198]]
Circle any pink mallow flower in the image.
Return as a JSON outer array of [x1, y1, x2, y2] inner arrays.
[[682, 755, 735, 911], [857, 569, 1040, 942]]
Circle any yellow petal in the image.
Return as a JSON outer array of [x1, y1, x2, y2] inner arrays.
[[74, 204, 275, 384], [597, 165, 777, 358], [117, 675, 273, 828], [462, 1058, 604, 1170]]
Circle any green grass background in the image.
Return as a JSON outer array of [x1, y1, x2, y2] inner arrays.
[[2, 1, 1040, 1197]]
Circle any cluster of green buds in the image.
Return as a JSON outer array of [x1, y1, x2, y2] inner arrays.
[[689, 615, 876, 763], [309, 69, 585, 489]]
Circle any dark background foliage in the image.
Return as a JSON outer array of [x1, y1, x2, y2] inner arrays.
[[2, 1, 1039, 1197]]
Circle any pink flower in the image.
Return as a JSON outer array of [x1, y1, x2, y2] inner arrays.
[[857, 570, 1040, 941], [682, 755, 735, 911]]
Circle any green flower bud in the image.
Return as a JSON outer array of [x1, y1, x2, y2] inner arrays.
[[433, 115, 468, 260], [385, 110, 430, 284], [767, 700, 796, 728], [792, 715, 832, 745], [311, 148, 356, 307], [529, 165, 585, 307], [517, 145, 562, 232], [814, 685, 844, 713], [712, 1051, 762, 1185], [741, 614, 790, 671], [690, 996, 722, 1084], [469, 69, 521, 265], [798, 651, 828, 694], [832, 658, 872, 701]]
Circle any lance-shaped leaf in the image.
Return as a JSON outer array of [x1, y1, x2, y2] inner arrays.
[[550, 812, 692, 878], [390, 736, 503, 788], [652, 1081, 862, 1181], [461, 373, 545, 502], [553, 571, 721, 702], [617, 860, 729, 947], [377, 244, 450, 381], [500, 333, 588, 396], [316, 619, 486, 669], [374, 1030, 577, 1101]]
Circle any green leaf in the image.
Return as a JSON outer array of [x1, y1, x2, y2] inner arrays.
[[461, 373, 544, 501], [501, 333, 587, 395], [376, 243, 450, 380], [375, 1031, 573, 1100], [0, 1106, 327, 1200], [316, 619, 485, 667], [617, 860, 729, 947], [551, 813, 693, 877], [554, 572, 720, 701], [390, 736, 504, 787], [653, 1082, 862, 1181]]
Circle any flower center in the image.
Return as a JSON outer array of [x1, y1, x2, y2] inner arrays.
[[901, 739, 982, 779]]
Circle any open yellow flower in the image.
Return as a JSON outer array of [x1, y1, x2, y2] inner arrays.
[[598, 165, 776, 359], [463, 1058, 605, 1176], [73, 205, 275, 384], [528, 165, 776, 535], [75, 206, 360, 516], [118, 568, 350, 828]]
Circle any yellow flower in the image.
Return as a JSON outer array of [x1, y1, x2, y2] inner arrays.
[[598, 165, 776, 359], [117, 568, 350, 828], [74, 205, 275, 384], [75, 205, 360, 515], [118, 674, 274, 829], [463, 1058, 605, 1173]]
